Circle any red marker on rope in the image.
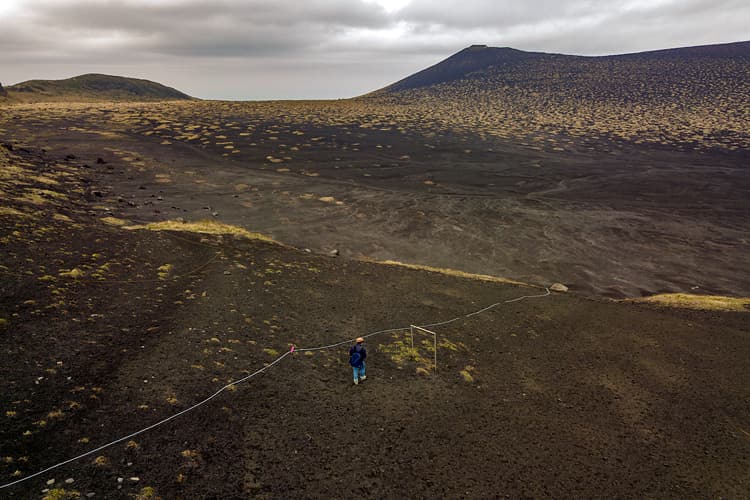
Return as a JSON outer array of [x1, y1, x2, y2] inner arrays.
[[289, 345, 295, 353]]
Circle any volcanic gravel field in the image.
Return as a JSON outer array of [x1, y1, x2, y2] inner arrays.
[[0, 101, 749, 498]]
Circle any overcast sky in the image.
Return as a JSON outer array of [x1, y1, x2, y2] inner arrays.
[[1, 0, 748, 100]]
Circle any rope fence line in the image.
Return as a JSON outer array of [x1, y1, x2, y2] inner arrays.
[[0, 287, 551, 490], [0, 352, 292, 490]]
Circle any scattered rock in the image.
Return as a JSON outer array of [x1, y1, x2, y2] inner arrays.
[[129, 477, 140, 482], [86, 493, 96, 498], [117, 477, 124, 483], [211, 211, 219, 217], [92, 191, 103, 197], [223, 270, 231, 275], [96, 157, 106, 164], [550, 283, 569, 292], [329, 249, 339, 257], [46, 478, 55, 485], [65, 478, 74, 484]]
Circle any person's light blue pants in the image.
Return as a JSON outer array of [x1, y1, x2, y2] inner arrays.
[[352, 362, 366, 382]]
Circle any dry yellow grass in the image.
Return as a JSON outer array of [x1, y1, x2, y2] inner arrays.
[[126, 219, 278, 244], [370, 259, 530, 286], [100, 216, 130, 226], [0, 207, 31, 218], [628, 293, 750, 312]]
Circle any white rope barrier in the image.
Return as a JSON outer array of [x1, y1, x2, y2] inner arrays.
[[0, 287, 551, 490]]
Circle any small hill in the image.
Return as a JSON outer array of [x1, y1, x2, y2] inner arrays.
[[5, 73, 193, 102]]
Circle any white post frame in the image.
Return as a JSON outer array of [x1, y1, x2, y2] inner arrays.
[[410, 325, 437, 372]]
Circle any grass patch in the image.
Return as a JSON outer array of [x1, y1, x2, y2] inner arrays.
[[371, 259, 530, 286], [53, 213, 74, 223], [157, 263, 173, 280], [59, 268, 84, 278], [628, 293, 750, 312], [43, 489, 81, 500], [101, 216, 130, 226], [0, 207, 31, 218], [32, 188, 67, 200], [380, 335, 430, 368], [14, 192, 53, 206], [127, 219, 279, 244]]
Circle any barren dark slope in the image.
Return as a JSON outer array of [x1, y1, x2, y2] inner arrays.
[[1, 141, 749, 498], [6, 74, 193, 102]]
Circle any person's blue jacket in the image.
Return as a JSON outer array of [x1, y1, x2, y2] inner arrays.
[[349, 344, 366, 368]]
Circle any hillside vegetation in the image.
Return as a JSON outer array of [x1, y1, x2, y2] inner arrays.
[[365, 41, 750, 153], [5, 74, 193, 102]]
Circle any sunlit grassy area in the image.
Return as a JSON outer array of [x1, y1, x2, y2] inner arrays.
[[372, 259, 530, 286], [629, 293, 750, 312], [126, 219, 279, 244]]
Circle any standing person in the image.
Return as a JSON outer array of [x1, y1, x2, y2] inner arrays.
[[349, 337, 367, 385]]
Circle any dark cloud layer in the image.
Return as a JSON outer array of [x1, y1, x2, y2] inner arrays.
[[1, 0, 748, 99]]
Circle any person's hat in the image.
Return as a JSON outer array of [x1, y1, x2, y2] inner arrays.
[[356, 337, 364, 343]]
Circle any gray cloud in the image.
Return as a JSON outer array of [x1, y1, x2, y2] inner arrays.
[[1, 0, 748, 99]]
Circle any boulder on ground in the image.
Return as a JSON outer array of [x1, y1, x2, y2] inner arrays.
[[550, 283, 569, 292]]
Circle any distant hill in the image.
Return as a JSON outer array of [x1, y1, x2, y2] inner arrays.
[[5, 74, 193, 102], [380, 44, 547, 93], [364, 41, 750, 152], [375, 41, 750, 94]]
